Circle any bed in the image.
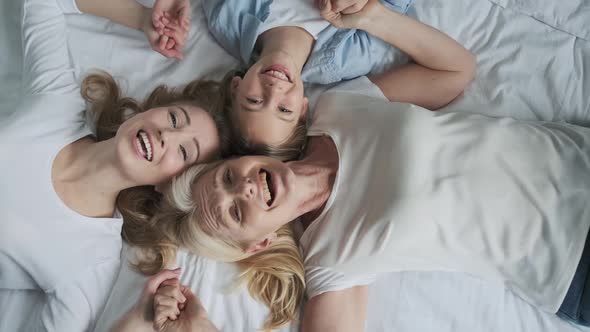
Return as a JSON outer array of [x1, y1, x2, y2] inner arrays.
[[1, 0, 589, 331]]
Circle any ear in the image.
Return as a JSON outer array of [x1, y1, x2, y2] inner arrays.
[[300, 97, 309, 120], [231, 76, 242, 95], [244, 232, 277, 254]]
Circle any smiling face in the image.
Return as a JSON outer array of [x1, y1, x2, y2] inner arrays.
[[191, 156, 303, 250], [115, 103, 221, 186], [231, 55, 309, 147]]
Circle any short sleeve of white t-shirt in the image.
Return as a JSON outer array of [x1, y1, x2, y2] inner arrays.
[[262, 0, 330, 39], [305, 265, 377, 299]]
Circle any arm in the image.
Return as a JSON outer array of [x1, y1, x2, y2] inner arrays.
[[21, 0, 79, 95], [321, 0, 476, 110], [75, 0, 149, 31], [302, 286, 369, 332]]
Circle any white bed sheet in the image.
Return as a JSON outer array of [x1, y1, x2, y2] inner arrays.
[[1, 0, 590, 331]]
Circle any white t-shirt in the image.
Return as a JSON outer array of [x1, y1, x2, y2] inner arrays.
[[262, 0, 330, 39], [0, 0, 122, 330], [300, 77, 590, 313]]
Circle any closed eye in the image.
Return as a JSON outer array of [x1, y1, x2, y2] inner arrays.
[[169, 111, 178, 128], [278, 106, 292, 114], [224, 168, 232, 184], [180, 145, 187, 161], [247, 97, 262, 105]]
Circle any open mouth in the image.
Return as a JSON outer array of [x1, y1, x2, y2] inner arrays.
[[262, 65, 292, 83], [135, 130, 153, 162], [259, 168, 275, 207]]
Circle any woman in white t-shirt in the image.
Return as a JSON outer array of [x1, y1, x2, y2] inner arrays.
[[134, 75, 590, 331], [0, 0, 231, 330]]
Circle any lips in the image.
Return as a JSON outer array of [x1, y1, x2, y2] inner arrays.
[[262, 65, 292, 83], [135, 130, 153, 162]]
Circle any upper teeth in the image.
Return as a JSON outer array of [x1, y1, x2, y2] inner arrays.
[[266, 70, 289, 81], [260, 172, 271, 204], [139, 131, 152, 161]]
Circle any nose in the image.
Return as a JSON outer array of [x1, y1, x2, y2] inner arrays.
[[264, 79, 287, 93], [158, 130, 165, 148], [237, 177, 256, 200], [158, 129, 181, 148]]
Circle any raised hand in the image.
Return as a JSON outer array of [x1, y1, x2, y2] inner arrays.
[[153, 280, 218, 332], [110, 268, 182, 332], [318, 0, 380, 29], [152, 0, 190, 32], [148, 0, 191, 59]]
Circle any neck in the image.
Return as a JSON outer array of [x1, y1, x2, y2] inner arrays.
[[258, 26, 314, 73], [55, 137, 137, 214], [286, 136, 338, 225]]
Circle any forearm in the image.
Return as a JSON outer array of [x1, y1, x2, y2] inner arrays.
[[359, 4, 475, 73], [109, 311, 152, 332], [75, 0, 148, 30]]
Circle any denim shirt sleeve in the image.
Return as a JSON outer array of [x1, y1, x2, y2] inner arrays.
[[302, 0, 414, 84], [202, 0, 273, 66]]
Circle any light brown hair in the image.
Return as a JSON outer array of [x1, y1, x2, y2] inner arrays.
[[80, 70, 232, 265], [219, 70, 308, 161]]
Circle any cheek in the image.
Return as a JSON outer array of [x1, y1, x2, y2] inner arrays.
[[158, 155, 187, 178]]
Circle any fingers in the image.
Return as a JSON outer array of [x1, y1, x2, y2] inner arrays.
[[153, 282, 191, 331], [154, 38, 184, 60], [178, 7, 191, 31], [331, 0, 354, 12], [162, 26, 187, 48], [158, 34, 169, 52], [341, 1, 366, 14], [153, 300, 180, 331], [144, 268, 181, 294], [157, 282, 187, 304], [319, 0, 343, 27], [152, 10, 165, 30]]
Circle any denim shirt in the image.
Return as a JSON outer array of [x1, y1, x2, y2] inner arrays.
[[202, 0, 414, 84]]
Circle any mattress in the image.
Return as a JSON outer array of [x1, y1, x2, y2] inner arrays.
[[1, 0, 590, 331]]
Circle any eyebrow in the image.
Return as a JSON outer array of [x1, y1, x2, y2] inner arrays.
[[178, 106, 191, 125]]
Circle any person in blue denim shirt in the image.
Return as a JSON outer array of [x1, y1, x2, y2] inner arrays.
[[201, 0, 475, 160]]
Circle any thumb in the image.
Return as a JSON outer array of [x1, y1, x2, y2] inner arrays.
[[139, 268, 182, 306], [179, 7, 191, 31]]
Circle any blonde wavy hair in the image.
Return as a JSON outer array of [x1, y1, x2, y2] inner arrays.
[[123, 162, 306, 331]]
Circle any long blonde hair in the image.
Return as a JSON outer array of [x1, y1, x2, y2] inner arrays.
[[80, 71, 232, 235], [124, 162, 306, 331]]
